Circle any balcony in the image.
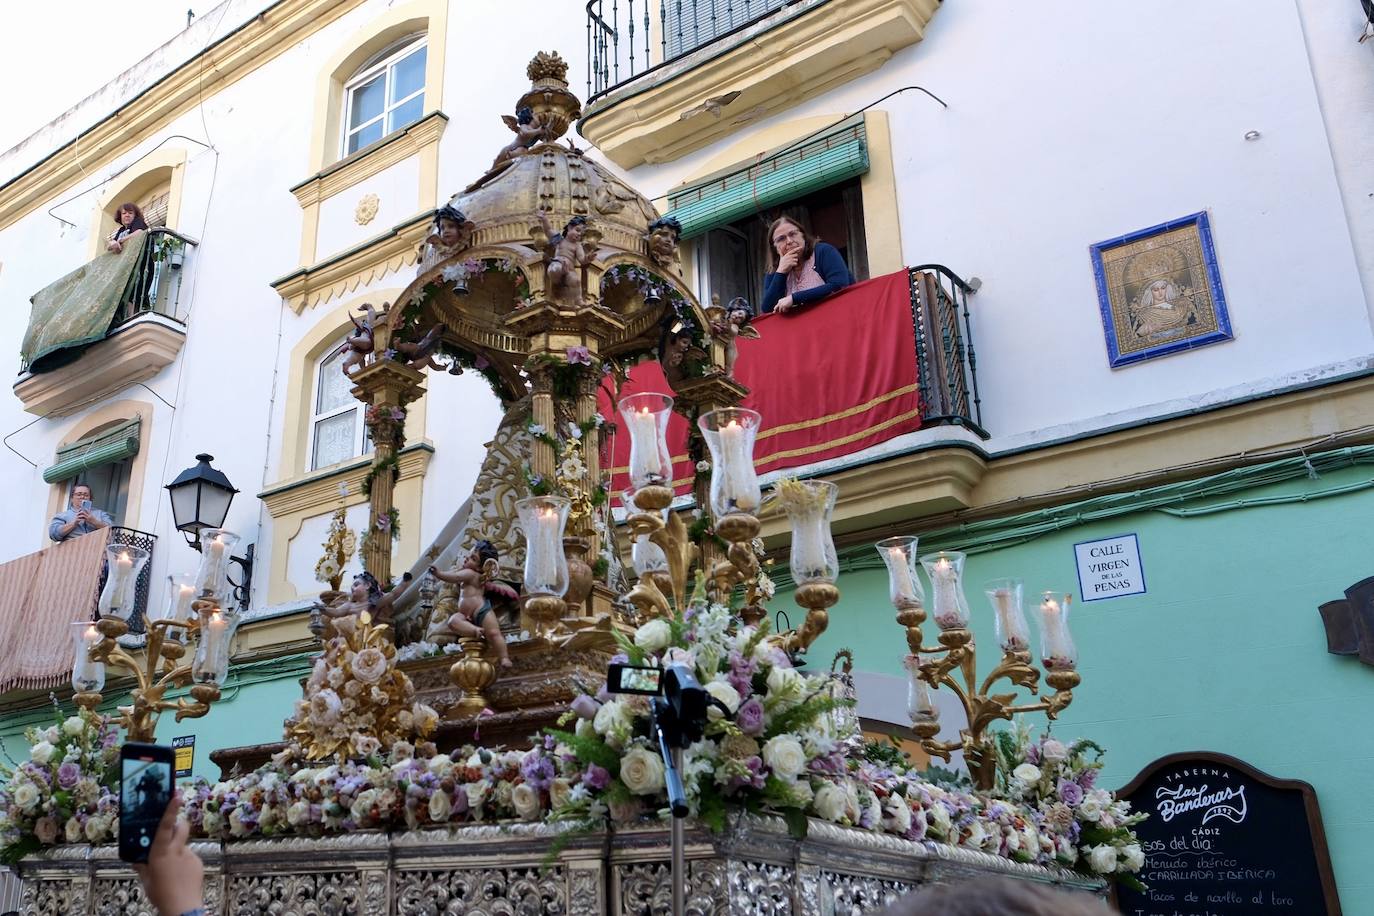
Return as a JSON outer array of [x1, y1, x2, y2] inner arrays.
[[14, 228, 197, 416], [579, 0, 940, 168]]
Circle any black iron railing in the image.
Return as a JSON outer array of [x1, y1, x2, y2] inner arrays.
[[113, 227, 197, 327], [908, 265, 983, 433], [586, 0, 813, 103], [95, 526, 158, 637]]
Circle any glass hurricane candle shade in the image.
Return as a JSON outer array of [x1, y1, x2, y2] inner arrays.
[[876, 536, 924, 607], [70, 621, 105, 694], [985, 578, 1031, 653], [156, 574, 200, 641], [194, 529, 241, 604], [903, 654, 939, 726], [1037, 592, 1078, 671], [781, 479, 838, 586], [631, 531, 668, 577], [920, 551, 972, 630], [698, 408, 762, 517], [96, 545, 150, 620], [192, 609, 237, 686], [516, 496, 570, 597], [619, 393, 674, 490]]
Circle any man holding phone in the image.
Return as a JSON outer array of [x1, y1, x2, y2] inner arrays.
[[49, 483, 113, 542]]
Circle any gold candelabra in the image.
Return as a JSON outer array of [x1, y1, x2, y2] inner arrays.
[[880, 541, 1081, 791]]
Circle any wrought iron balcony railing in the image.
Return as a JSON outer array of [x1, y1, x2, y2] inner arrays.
[[113, 227, 197, 326], [586, 0, 812, 102], [909, 265, 982, 432]]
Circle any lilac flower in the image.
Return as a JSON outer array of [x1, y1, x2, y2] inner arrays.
[[389, 407, 405, 421], [583, 764, 611, 790], [56, 762, 81, 789], [570, 694, 601, 720], [735, 698, 765, 736], [609, 653, 629, 666], [520, 753, 556, 792], [1057, 779, 1084, 807], [566, 346, 592, 366], [726, 650, 757, 696], [382, 348, 398, 361], [474, 355, 491, 370], [377, 514, 392, 532], [1024, 743, 1040, 765], [728, 757, 767, 791], [1077, 768, 1098, 790]]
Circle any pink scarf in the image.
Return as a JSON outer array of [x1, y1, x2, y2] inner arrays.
[[785, 252, 824, 296]]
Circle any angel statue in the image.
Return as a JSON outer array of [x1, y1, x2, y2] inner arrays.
[[538, 211, 598, 307], [418, 205, 473, 274], [492, 106, 550, 171], [395, 324, 444, 372], [428, 540, 519, 668], [319, 570, 412, 639], [644, 215, 682, 273], [658, 321, 708, 387], [341, 303, 383, 375], [708, 296, 760, 378]]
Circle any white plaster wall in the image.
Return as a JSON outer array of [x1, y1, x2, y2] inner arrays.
[[612, 0, 1374, 446], [315, 157, 422, 260], [417, 369, 508, 550], [287, 501, 371, 596]]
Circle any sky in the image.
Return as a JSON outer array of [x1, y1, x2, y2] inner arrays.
[[1, 1, 208, 154]]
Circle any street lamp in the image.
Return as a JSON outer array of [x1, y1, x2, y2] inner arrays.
[[166, 453, 253, 611]]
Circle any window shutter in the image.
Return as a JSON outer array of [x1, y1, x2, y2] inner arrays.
[[44, 419, 141, 484]]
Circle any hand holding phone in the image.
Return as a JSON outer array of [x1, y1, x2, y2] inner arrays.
[[119, 743, 175, 864], [132, 794, 205, 916]]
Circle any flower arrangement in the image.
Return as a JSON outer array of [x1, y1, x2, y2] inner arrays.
[[0, 707, 120, 864], [314, 490, 357, 591], [524, 418, 610, 535]]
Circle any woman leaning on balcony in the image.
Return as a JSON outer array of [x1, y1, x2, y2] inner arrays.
[[105, 202, 148, 253], [760, 215, 853, 315]]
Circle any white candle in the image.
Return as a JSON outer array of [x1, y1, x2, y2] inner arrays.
[[112, 551, 133, 606], [74, 624, 101, 684], [203, 612, 227, 670], [531, 507, 561, 592], [931, 559, 959, 625], [887, 546, 917, 603], [173, 584, 195, 622], [992, 588, 1026, 651], [198, 536, 226, 596], [720, 420, 759, 511], [629, 407, 662, 482]]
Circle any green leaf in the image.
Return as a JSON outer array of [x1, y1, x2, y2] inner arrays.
[[0, 834, 41, 867], [544, 729, 620, 773], [781, 806, 809, 840]]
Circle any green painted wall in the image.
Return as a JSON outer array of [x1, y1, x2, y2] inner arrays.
[[803, 463, 1374, 913]]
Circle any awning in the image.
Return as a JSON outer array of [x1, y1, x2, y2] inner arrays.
[[664, 120, 869, 238], [20, 231, 148, 373], [43, 418, 141, 484]]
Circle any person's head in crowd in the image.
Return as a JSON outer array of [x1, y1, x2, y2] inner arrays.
[[115, 203, 149, 233], [767, 215, 814, 273], [878, 878, 1116, 916]]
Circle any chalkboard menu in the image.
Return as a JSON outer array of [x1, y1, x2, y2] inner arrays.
[[1114, 752, 1341, 916]]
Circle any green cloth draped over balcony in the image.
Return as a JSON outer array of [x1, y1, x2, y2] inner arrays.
[[20, 231, 148, 374], [664, 121, 869, 239]]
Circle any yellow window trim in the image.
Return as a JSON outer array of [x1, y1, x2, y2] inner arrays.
[[290, 111, 447, 208], [44, 400, 155, 534], [272, 211, 432, 314], [87, 147, 189, 261]]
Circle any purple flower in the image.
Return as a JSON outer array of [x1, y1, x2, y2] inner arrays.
[[735, 697, 765, 736], [570, 694, 601, 720], [726, 650, 757, 696], [583, 764, 611, 790], [1057, 779, 1084, 807], [728, 757, 767, 791], [1024, 743, 1040, 765], [520, 753, 556, 792], [1077, 768, 1098, 790], [389, 407, 405, 421], [609, 653, 629, 666], [56, 762, 81, 789], [566, 346, 592, 366], [474, 355, 491, 370]]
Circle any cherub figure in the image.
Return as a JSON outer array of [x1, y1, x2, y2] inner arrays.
[[341, 303, 383, 375], [418, 205, 473, 274], [428, 540, 518, 668], [320, 570, 411, 638], [709, 296, 760, 378], [658, 323, 708, 386], [492, 107, 549, 171], [645, 215, 682, 273], [538, 212, 598, 306], [395, 324, 444, 372]]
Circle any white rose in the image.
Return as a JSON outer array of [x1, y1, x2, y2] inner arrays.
[[85, 816, 111, 843], [1012, 763, 1042, 784], [549, 778, 573, 811], [287, 801, 309, 826], [761, 735, 806, 781], [64, 817, 82, 843], [813, 783, 848, 822], [966, 820, 990, 850], [512, 783, 542, 821], [1040, 739, 1068, 762], [428, 790, 452, 822], [1077, 794, 1104, 821], [634, 619, 673, 653], [704, 681, 740, 720], [884, 797, 912, 835], [593, 700, 633, 745], [29, 742, 54, 765], [929, 801, 952, 837], [1088, 844, 1119, 874], [465, 781, 489, 814], [765, 666, 803, 704], [11, 783, 39, 812], [61, 716, 85, 738], [1122, 843, 1145, 871], [619, 747, 666, 796]]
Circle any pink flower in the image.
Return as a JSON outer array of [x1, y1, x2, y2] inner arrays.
[[566, 346, 592, 366], [474, 355, 491, 370]]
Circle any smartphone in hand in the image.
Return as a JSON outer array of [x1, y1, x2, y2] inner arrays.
[[119, 743, 175, 863], [80, 499, 93, 513]]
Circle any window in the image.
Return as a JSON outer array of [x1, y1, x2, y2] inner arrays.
[[310, 343, 371, 469], [74, 462, 132, 526], [341, 37, 427, 156]]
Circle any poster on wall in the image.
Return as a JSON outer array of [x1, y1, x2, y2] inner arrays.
[[1074, 533, 1146, 601], [172, 735, 195, 779], [1089, 211, 1233, 368], [1114, 751, 1342, 916]]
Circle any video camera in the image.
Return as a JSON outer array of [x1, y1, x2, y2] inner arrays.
[[606, 663, 710, 749]]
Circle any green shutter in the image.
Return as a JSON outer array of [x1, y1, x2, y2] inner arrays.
[[665, 122, 869, 239], [43, 419, 141, 484]]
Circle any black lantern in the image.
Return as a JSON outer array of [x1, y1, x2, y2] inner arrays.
[[165, 453, 238, 544]]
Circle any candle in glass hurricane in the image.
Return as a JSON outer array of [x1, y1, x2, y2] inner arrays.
[[618, 393, 674, 491], [516, 496, 571, 597], [698, 408, 763, 518], [1036, 592, 1078, 671], [876, 536, 923, 607], [69, 622, 105, 694], [920, 551, 972, 631], [96, 545, 150, 620], [776, 478, 838, 586], [902, 654, 940, 735], [193, 529, 241, 602], [192, 610, 236, 686], [985, 578, 1031, 653]]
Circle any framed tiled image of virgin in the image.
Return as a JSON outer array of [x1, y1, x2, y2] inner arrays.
[[1090, 211, 1233, 368]]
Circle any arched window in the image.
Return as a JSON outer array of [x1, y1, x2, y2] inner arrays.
[[341, 35, 427, 156], [309, 341, 371, 469]]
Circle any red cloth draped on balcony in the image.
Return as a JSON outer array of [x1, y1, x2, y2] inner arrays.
[[0, 528, 111, 694], [600, 269, 920, 498]]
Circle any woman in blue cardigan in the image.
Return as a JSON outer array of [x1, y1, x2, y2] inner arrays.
[[760, 215, 853, 314]]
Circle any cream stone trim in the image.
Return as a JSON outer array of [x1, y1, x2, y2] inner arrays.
[[13, 318, 186, 418], [0, 0, 371, 232], [42, 399, 156, 534], [87, 147, 189, 261], [277, 289, 430, 479], [271, 213, 431, 314], [579, 0, 940, 169], [306, 0, 449, 176], [259, 442, 433, 604]]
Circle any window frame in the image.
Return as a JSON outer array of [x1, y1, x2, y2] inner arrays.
[[307, 340, 371, 471], [340, 35, 428, 158]]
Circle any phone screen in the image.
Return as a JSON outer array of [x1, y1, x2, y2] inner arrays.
[[119, 744, 174, 863], [80, 499, 92, 512], [607, 663, 662, 695]]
